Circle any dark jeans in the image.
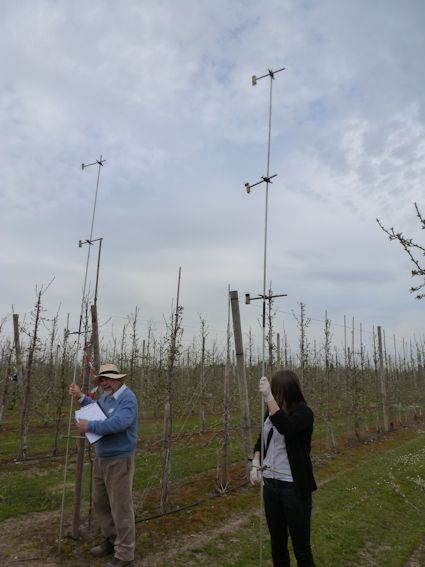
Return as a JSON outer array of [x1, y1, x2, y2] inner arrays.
[[263, 478, 315, 567]]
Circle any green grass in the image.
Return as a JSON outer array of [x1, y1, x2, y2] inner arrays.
[[312, 435, 425, 566], [159, 429, 425, 566], [0, 465, 72, 521], [3, 410, 425, 566], [0, 415, 68, 458], [0, 415, 247, 521]]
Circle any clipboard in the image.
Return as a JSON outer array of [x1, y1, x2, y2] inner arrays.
[[75, 402, 108, 444]]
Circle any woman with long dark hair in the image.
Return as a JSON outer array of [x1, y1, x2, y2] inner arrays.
[[250, 369, 316, 567]]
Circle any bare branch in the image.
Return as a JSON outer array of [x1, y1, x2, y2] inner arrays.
[[377, 205, 425, 299]]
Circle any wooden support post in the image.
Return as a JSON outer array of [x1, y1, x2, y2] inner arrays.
[[90, 304, 100, 375], [229, 290, 252, 476], [71, 342, 92, 538], [12, 314, 23, 386]]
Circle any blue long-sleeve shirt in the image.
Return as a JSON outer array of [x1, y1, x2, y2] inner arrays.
[[80, 384, 138, 459]]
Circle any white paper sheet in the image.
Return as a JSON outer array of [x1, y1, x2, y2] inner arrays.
[[75, 402, 107, 444]]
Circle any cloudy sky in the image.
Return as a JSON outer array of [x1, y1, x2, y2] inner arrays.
[[1, 0, 425, 357]]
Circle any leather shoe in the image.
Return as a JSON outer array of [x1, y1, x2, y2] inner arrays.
[[90, 539, 115, 557], [104, 559, 134, 567]]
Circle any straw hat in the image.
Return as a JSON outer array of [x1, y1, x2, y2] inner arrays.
[[96, 363, 127, 381]]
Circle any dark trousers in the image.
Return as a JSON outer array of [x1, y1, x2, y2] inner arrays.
[[263, 478, 315, 567]]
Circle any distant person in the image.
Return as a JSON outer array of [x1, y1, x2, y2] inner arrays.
[[69, 363, 138, 567], [250, 369, 316, 567]]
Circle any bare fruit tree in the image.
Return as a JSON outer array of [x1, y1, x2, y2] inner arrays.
[[198, 315, 208, 432], [19, 280, 54, 460], [292, 302, 310, 389], [377, 203, 425, 298], [160, 268, 183, 514]]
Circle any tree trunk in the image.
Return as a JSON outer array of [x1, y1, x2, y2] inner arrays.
[[217, 288, 231, 492], [378, 326, 390, 432], [139, 339, 146, 418], [0, 345, 12, 425], [20, 290, 43, 460], [44, 313, 58, 425], [52, 318, 69, 456], [13, 314, 23, 386], [200, 333, 206, 432], [160, 268, 182, 514], [324, 311, 336, 451]]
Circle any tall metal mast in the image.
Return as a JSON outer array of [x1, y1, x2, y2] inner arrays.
[[58, 156, 105, 548], [244, 67, 285, 566]]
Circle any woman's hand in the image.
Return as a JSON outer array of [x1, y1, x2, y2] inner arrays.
[[259, 377, 274, 402], [250, 458, 262, 486], [259, 376, 280, 415]]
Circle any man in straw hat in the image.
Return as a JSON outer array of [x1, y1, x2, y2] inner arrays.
[[69, 363, 138, 567]]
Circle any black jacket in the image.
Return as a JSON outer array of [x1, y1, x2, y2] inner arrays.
[[254, 402, 317, 499]]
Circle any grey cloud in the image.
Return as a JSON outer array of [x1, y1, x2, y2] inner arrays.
[[1, 0, 425, 349]]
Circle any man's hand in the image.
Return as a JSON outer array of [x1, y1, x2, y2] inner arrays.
[[250, 458, 262, 486], [69, 383, 82, 401], [76, 419, 89, 434], [259, 376, 274, 403]]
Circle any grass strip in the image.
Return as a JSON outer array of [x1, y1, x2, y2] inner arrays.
[[152, 428, 425, 566]]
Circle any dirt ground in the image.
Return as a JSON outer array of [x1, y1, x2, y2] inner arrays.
[[2, 507, 425, 567], [0, 507, 251, 567]]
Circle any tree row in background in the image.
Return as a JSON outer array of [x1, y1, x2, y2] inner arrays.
[[1, 294, 423, 463]]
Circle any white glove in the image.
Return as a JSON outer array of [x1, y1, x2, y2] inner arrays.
[[259, 376, 274, 403], [250, 458, 262, 486]]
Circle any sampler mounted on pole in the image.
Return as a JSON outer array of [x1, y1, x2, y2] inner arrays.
[[78, 156, 106, 311], [243, 66, 286, 567], [244, 66, 286, 375]]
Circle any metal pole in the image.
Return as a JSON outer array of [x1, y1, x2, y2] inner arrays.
[[260, 72, 273, 567], [58, 156, 105, 549], [245, 67, 285, 567]]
